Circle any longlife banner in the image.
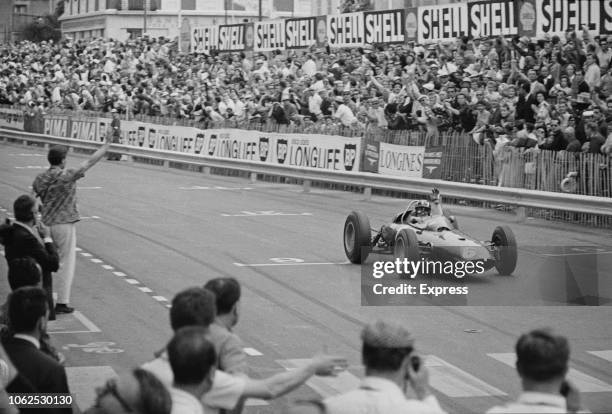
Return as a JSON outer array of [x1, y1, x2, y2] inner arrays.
[[41, 114, 362, 172]]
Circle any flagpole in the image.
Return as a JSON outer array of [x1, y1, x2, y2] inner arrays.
[[178, 1, 182, 53]]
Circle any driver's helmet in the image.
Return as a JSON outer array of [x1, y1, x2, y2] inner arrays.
[[411, 200, 431, 217]]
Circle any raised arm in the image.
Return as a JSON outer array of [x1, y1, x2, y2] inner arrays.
[[75, 132, 113, 176], [429, 188, 443, 216]]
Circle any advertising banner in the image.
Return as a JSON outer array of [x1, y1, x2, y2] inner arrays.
[[254, 19, 286, 52], [467, 0, 518, 39], [378, 143, 424, 178], [362, 141, 380, 173], [417, 3, 468, 44], [218, 24, 246, 52], [191, 26, 218, 54], [285, 17, 317, 49], [603, 0, 612, 35], [315, 15, 328, 47], [404, 7, 418, 43], [327, 12, 365, 48], [422, 146, 444, 179], [0, 107, 25, 131], [363, 9, 405, 44], [530, 0, 601, 38]]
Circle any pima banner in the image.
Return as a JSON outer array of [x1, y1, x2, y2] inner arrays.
[[417, 3, 468, 44]]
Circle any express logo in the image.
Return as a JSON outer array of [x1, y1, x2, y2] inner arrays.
[[277, 139, 288, 164], [208, 134, 218, 156], [343, 144, 357, 170], [259, 137, 269, 161], [194, 133, 205, 154]]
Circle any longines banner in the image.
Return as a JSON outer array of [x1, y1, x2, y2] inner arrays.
[[41, 114, 362, 172]]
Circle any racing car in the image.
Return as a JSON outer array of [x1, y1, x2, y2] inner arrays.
[[343, 190, 518, 275]]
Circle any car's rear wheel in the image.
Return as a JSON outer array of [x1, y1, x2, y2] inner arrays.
[[344, 211, 371, 264], [394, 229, 420, 262], [492, 225, 517, 275]]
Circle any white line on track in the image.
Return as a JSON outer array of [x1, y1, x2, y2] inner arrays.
[[113, 271, 126, 277], [152, 296, 168, 302], [80, 252, 92, 257], [139, 287, 153, 293], [90, 258, 103, 263], [78, 187, 103, 190], [234, 261, 351, 267], [101, 265, 114, 270], [124, 279, 140, 285]]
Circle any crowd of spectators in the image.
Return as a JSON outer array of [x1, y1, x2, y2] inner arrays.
[[1, 26, 612, 156]]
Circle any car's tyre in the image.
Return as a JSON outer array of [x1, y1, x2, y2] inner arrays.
[[344, 211, 371, 264], [492, 225, 517, 275], [394, 229, 420, 262]]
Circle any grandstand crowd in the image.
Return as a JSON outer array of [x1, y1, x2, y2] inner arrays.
[[1, 26, 612, 155]]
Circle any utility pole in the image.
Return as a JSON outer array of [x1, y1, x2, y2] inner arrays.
[[258, 0, 261, 21], [224, 0, 227, 24], [144, 0, 147, 35]]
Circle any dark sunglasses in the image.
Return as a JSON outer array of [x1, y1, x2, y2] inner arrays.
[[95, 379, 135, 412]]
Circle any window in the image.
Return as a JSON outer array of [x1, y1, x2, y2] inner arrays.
[[13, 5, 27, 14]]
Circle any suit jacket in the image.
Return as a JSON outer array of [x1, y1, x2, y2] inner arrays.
[[0, 220, 59, 318], [3, 337, 72, 414]]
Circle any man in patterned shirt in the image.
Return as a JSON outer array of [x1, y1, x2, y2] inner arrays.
[[32, 135, 111, 314]]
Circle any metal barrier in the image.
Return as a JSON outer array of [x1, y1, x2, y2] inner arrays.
[[2, 128, 611, 220]]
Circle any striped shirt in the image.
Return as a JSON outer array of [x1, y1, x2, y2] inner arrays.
[[32, 166, 84, 225]]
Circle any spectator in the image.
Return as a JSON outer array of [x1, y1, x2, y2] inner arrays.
[[142, 287, 347, 413], [3, 287, 72, 414], [323, 320, 446, 414], [203, 278, 247, 375], [167, 326, 216, 414], [486, 328, 585, 413], [0, 195, 59, 319], [107, 108, 121, 161], [85, 368, 172, 414], [32, 133, 111, 314]]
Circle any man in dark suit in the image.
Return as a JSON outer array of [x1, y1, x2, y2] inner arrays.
[[3, 287, 72, 414], [0, 195, 59, 320]]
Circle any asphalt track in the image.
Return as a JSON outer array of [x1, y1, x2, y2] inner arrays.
[[1, 142, 611, 414]]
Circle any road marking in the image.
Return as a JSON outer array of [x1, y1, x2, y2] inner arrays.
[[78, 187, 102, 190], [234, 261, 350, 267], [113, 271, 126, 277], [102, 264, 114, 270], [124, 278, 140, 285], [75, 247, 82, 252], [66, 366, 117, 411], [80, 216, 101, 220], [80, 252, 92, 257], [179, 186, 253, 190], [244, 399, 269, 406], [48, 311, 101, 334], [426, 355, 506, 397], [152, 296, 168, 302], [10, 153, 44, 156], [139, 287, 153, 293], [221, 211, 313, 217], [277, 359, 361, 398], [588, 350, 612, 363], [243, 347, 263, 356], [90, 258, 103, 263], [14, 166, 46, 169], [488, 353, 612, 392]]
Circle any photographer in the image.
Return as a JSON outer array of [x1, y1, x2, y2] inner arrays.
[[487, 328, 586, 413], [323, 320, 446, 414]]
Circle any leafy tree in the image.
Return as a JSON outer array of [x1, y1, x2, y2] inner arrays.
[[21, 1, 63, 42]]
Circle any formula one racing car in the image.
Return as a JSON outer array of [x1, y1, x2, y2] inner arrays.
[[343, 189, 518, 275]]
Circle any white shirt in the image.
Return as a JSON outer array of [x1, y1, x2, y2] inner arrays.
[[308, 94, 322, 115], [142, 353, 245, 414], [170, 387, 204, 414], [486, 391, 575, 413], [334, 104, 358, 127], [303, 59, 317, 76], [324, 377, 446, 414], [13, 334, 40, 349]]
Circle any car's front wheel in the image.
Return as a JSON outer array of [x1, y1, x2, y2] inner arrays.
[[394, 229, 420, 263], [492, 225, 517, 275], [344, 211, 371, 264]]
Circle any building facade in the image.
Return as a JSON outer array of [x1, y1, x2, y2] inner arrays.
[[59, 0, 310, 41], [0, 0, 59, 43]]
